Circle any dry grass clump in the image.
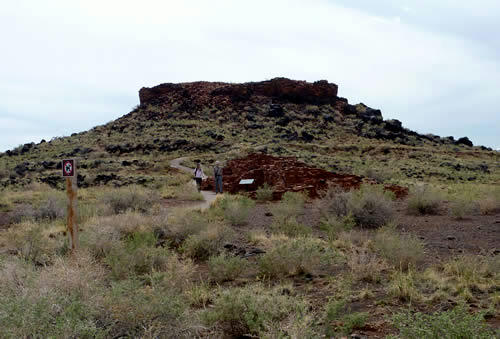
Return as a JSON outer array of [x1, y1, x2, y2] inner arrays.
[[442, 255, 499, 299], [99, 185, 159, 214], [202, 284, 309, 337], [478, 191, 500, 215], [406, 184, 443, 215], [4, 220, 61, 264], [208, 253, 247, 282], [347, 245, 388, 283], [0, 252, 108, 338], [162, 182, 204, 201], [373, 226, 425, 270], [258, 236, 332, 278], [163, 208, 207, 246], [389, 269, 422, 302]]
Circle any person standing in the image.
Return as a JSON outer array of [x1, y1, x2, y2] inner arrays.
[[193, 162, 204, 192], [214, 161, 223, 194]]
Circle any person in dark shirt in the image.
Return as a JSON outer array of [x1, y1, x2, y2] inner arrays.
[[213, 161, 223, 194]]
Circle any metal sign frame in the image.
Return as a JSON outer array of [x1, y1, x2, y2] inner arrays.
[[62, 159, 75, 177]]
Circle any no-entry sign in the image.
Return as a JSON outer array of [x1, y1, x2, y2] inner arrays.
[[62, 159, 75, 177]]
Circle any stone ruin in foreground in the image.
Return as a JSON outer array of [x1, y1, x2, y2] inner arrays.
[[201, 153, 408, 200]]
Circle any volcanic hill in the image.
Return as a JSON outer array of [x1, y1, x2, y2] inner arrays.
[[0, 78, 498, 189]]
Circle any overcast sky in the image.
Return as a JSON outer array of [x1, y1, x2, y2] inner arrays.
[[1, 0, 499, 151]]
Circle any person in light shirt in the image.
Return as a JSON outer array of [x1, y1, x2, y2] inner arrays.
[[193, 162, 204, 192]]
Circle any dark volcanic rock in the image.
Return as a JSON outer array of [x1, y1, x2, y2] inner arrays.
[[268, 103, 284, 117], [455, 136, 473, 147]]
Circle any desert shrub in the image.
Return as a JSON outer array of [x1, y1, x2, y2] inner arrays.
[[99, 185, 158, 214], [373, 226, 425, 270], [255, 183, 274, 202], [223, 195, 255, 226], [390, 304, 494, 338], [271, 216, 311, 237], [202, 284, 308, 337], [324, 298, 369, 336], [105, 232, 171, 280], [258, 236, 331, 278], [406, 184, 443, 215], [35, 195, 66, 220], [318, 188, 352, 218], [9, 195, 65, 223], [208, 253, 247, 282], [8, 203, 36, 223], [165, 209, 208, 246], [347, 245, 388, 283], [348, 186, 395, 228], [180, 223, 235, 260]]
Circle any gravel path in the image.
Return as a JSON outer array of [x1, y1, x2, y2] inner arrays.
[[169, 157, 217, 210]]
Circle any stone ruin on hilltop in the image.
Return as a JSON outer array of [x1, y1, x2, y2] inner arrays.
[[201, 153, 408, 200]]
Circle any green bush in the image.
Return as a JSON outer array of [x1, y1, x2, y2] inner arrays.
[[449, 196, 478, 219], [208, 253, 247, 282], [202, 284, 308, 337], [271, 216, 311, 237], [324, 298, 369, 336], [180, 223, 235, 260], [406, 184, 443, 215], [255, 183, 274, 202], [259, 237, 331, 278], [390, 304, 494, 338], [320, 214, 355, 241], [104, 277, 189, 337], [223, 196, 255, 226]]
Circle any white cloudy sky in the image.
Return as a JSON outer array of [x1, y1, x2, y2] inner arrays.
[[1, 0, 499, 151]]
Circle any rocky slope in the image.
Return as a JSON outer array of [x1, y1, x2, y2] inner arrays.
[[0, 78, 498, 189]]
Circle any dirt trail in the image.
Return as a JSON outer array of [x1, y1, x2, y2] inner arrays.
[[169, 157, 217, 210]]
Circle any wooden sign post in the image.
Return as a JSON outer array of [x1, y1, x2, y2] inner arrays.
[[62, 159, 78, 252]]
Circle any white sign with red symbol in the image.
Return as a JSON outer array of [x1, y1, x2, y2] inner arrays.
[[62, 159, 75, 177]]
